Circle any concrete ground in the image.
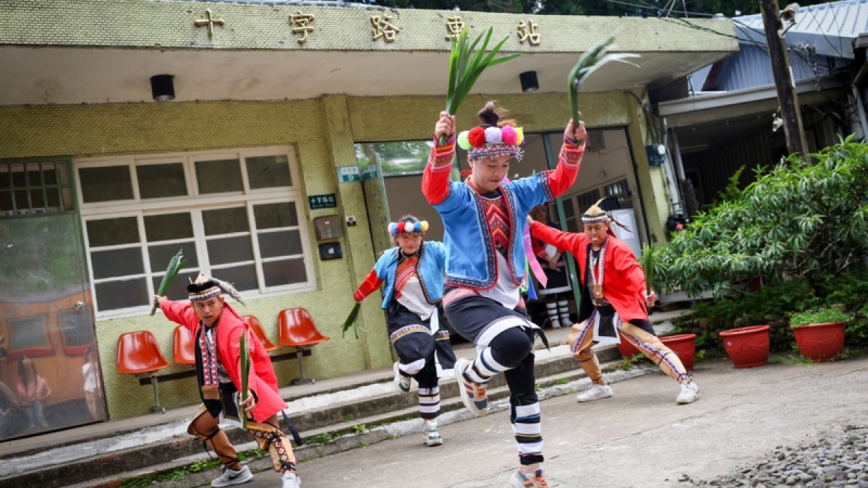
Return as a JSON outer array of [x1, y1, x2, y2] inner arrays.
[[242, 356, 868, 488]]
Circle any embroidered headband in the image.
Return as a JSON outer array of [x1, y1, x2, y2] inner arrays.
[[388, 220, 429, 236], [581, 198, 610, 224], [457, 125, 525, 162], [187, 274, 246, 305]]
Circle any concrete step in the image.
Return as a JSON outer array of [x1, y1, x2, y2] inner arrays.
[[0, 342, 638, 488]]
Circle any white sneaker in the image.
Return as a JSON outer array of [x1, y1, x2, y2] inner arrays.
[[282, 471, 302, 488], [393, 362, 411, 393], [211, 465, 253, 487], [422, 420, 443, 447], [550, 319, 561, 329], [577, 384, 614, 403], [561, 317, 574, 327], [677, 381, 700, 404]]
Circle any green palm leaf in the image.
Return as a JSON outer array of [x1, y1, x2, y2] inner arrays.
[[150, 249, 186, 316], [240, 330, 250, 430], [440, 27, 519, 145], [568, 32, 640, 145]]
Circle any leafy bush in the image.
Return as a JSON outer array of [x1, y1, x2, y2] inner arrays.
[[658, 136, 868, 299], [790, 308, 850, 328]]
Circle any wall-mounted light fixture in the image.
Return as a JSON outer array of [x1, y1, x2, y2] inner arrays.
[[150, 74, 175, 102], [519, 71, 539, 93]]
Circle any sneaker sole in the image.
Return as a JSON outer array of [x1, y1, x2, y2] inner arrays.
[[454, 358, 488, 417], [426, 437, 444, 447], [677, 395, 700, 404], [212, 470, 254, 487]]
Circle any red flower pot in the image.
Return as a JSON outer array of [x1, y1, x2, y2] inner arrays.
[[659, 334, 696, 371], [719, 325, 770, 369], [617, 332, 642, 358], [793, 321, 845, 363]]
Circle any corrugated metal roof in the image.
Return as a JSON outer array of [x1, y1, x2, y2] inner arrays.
[[713, 43, 845, 91], [735, 0, 868, 59]]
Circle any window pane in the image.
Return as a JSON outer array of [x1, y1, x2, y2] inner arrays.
[[563, 198, 575, 218], [246, 155, 292, 189], [152, 270, 200, 301], [0, 191, 11, 212], [79, 166, 134, 203], [11, 164, 25, 187], [213, 264, 258, 291], [149, 242, 199, 270], [14, 191, 29, 210], [0, 171, 9, 188], [43, 164, 58, 185], [144, 213, 193, 242], [253, 202, 298, 229], [87, 217, 139, 247], [137, 163, 187, 199], [259, 230, 302, 258], [29, 189, 45, 209], [91, 248, 144, 279], [203, 207, 249, 235], [195, 159, 242, 194], [95, 278, 149, 311], [263, 258, 307, 287], [207, 236, 253, 265]]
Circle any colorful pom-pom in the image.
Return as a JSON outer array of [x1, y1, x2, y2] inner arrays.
[[457, 131, 472, 150], [421, 221, 429, 232], [501, 126, 517, 145], [514, 127, 525, 146], [467, 127, 486, 148], [414, 222, 422, 233], [388, 222, 398, 235], [484, 127, 502, 144]]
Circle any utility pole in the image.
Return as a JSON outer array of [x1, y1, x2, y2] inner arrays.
[[758, 0, 810, 158]]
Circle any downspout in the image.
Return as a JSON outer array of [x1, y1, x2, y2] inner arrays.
[[851, 85, 868, 141]]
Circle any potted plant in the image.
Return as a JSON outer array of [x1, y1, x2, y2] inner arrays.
[[789, 308, 849, 363], [659, 333, 697, 371], [719, 325, 770, 369]]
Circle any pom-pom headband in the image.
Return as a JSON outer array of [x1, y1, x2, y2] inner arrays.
[[388, 220, 429, 236], [457, 125, 525, 162]]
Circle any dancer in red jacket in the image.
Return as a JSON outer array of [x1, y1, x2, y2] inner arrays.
[[155, 274, 301, 488], [528, 200, 700, 405]]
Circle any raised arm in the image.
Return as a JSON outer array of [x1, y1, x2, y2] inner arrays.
[[422, 111, 456, 205], [544, 119, 587, 198], [158, 298, 199, 330], [529, 220, 585, 256], [354, 268, 384, 303]]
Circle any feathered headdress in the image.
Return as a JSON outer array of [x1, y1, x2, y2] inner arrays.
[[187, 274, 246, 305]]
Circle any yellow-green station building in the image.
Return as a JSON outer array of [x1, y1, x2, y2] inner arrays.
[[0, 0, 737, 436]]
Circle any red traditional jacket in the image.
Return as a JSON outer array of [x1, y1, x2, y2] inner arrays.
[[529, 221, 648, 322], [161, 300, 286, 423]]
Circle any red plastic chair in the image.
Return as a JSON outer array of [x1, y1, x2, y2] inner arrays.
[[173, 326, 196, 366], [278, 308, 330, 385], [242, 315, 279, 353], [116, 331, 171, 413]]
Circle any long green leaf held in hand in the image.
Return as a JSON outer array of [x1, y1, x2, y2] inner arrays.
[[568, 32, 640, 145], [240, 330, 249, 430], [640, 244, 658, 295], [440, 27, 520, 146], [340, 302, 363, 339], [150, 249, 187, 316]]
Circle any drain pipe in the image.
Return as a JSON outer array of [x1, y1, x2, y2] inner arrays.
[[852, 85, 868, 141]]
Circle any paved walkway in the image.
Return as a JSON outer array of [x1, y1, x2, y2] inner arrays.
[[240, 356, 868, 488]]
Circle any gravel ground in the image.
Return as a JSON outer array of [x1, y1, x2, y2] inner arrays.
[[690, 424, 868, 487]]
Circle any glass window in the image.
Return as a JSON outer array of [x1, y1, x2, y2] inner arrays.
[[203, 207, 248, 235], [79, 166, 134, 203], [258, 230, 303, 258], [144, 213, 193, 242], [86, 217, 139, 247], [1, 160, 73, 214], [196, 159, 243, 194], [94, 278, 149, 311], [91, 248, 144, 280], [137, 163, 187, 199], [263, 258, 307, 287], [254, 202, 298, 229], [76, 147, 311, 316], [246, 155, 292, 189]]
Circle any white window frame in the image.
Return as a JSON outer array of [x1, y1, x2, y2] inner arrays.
[[76, 146, 314, 319]]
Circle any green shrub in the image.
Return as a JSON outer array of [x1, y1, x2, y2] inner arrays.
[[790, 308, 850, 328], [658, 137, 868, 299]]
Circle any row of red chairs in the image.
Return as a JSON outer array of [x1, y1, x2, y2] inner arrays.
[[116, 308, 331, 413]]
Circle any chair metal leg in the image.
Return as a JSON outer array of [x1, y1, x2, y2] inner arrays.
[[149, 375, 166, 414], [291, 348, 315, 385]]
